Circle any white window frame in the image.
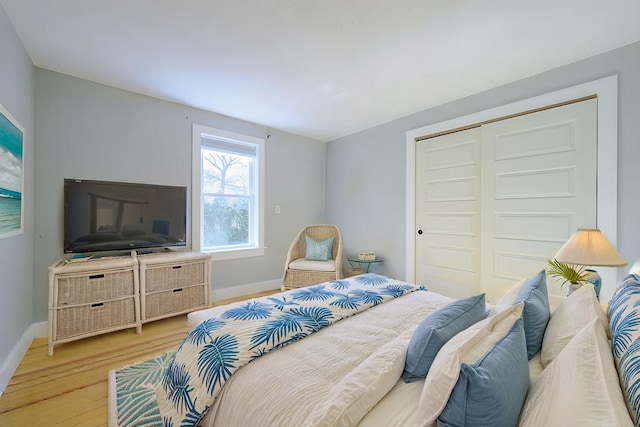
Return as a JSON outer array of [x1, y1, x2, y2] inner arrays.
[[192, 124, 265, 260]]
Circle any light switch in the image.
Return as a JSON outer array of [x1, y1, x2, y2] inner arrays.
[[275, 205, 281, 214]]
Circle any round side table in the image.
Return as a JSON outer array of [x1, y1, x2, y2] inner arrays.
[[347, 258, 383, 275]]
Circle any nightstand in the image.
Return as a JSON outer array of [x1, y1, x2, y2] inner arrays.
[[347, 258, 383, 275]]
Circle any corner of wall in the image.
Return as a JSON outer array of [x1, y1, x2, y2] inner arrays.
[[0, 322, 42, 395]]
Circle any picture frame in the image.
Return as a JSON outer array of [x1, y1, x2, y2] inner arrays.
[[0, 104, 24, 238]]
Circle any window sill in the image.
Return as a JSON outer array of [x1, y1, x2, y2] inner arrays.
[[204, 247, 265, 261]]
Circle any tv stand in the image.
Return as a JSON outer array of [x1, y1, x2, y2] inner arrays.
[[47, 250, 211, 355], [138, 251, 211, 323]]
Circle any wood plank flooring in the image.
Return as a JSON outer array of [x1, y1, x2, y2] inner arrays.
[[0, 289, 279, 426]]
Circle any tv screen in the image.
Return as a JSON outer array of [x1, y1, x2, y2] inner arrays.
[[64, 179, 187, 254]]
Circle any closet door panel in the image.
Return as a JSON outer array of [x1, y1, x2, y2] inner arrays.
[[480, 99, 597, 301], [415, 127, 481, 299]]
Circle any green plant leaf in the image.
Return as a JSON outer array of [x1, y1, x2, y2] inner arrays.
[[547, 258, 589, 288]]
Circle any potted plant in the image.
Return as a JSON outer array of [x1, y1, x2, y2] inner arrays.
[[547, 258, 590, 295]]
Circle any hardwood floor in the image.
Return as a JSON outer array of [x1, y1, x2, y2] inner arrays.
[[0, 289, 279, 426]]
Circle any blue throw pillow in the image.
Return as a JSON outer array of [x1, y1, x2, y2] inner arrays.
[[402, 294, 486, 383], [305, 235, 335, 261], [438, 317, 529, 427], [513, 269, 550, 359], [608, 273, 640, 425]]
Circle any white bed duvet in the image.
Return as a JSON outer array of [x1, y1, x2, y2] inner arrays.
[[114, 269, 637, 427], [190, 290, 453, 427]]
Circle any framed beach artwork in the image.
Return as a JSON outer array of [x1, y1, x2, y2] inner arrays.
[[0, 104, 24, 238]]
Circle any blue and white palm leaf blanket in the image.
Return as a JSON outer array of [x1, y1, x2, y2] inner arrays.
[[154, 274, 422, 427]]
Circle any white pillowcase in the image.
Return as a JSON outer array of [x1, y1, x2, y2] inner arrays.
[[415, 302, 525, 426], [304, 335, 410, 426], [490, 279, 525, 315], [519, 318, 633, 426], [540, 283, 609, 367]]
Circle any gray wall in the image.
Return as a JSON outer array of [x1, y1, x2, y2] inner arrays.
[[0, 8, 35, 366], [328, 42, 640, 283], [3, 3, 638, 362], [33, 69, 326, 323]]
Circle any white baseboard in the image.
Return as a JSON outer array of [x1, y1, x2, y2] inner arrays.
[[33, 321, 47, 338], [0, 322, 45, 396], [211, 279, 281, 302]]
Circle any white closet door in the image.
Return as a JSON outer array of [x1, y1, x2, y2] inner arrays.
[[415, 127, 482, 299], [480, 99, 597, 301]]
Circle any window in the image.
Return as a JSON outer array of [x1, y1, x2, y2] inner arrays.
[[192, 124, 264, 260]]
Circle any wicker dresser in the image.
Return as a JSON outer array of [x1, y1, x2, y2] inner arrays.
[[47, 250, 211, 355], [138, 251, 211, 323], [47, 252, 141, 356]]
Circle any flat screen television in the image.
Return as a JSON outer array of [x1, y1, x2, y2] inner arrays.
[[64, 179, 187, 254]]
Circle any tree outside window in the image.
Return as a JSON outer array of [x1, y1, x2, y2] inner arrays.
[[192, 124, 264, 260], [202, 150, 251, 248]]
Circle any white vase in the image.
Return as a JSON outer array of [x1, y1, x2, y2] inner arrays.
[[567, 282, 581, 296]]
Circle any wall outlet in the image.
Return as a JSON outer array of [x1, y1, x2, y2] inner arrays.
[[275, 205, 281, 214]]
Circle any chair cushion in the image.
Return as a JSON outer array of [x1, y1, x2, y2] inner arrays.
[[288, 258, 336, 272], [305, 235, 335, 261]]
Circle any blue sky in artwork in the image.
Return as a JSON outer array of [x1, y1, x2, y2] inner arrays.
[[0, 109, 23, 193]]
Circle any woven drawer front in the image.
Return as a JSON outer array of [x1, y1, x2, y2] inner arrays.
[[55, 297, 136, 339], [144, 262, 205, 292], [57, 270, 135, 305], [145, 285, 207, 319]]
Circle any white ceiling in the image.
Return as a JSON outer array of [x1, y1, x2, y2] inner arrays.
[[2, 1, 639, 142]]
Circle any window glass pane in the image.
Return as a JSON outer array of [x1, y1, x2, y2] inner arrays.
[[203, 195, 249, 247], [202, 147, 251, 195], [193, 123, 264, 258]]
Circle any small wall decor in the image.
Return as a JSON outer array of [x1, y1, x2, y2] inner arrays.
[[0, 104, 24, 238]]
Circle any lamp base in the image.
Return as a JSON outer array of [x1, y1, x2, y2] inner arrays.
[[584, 269, 602, 299]]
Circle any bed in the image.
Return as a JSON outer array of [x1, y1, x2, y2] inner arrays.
[[109, 270, 640, 426]]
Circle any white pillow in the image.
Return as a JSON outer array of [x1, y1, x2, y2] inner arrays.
[[304, 335, 410, 426], [518, 318, 633, 427], [415, 302, 525, 426], [540, 283, 609, 366], [490, 279, 524, 315]]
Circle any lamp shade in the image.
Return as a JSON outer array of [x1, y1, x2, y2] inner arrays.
[[554, 228, 627, 267]]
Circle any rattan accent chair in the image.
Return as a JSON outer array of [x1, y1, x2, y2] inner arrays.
[[281, 224, 344, 291]]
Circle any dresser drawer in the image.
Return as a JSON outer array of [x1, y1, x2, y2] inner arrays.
[[143, 262, 205, 292], [144, 285, 207, 320], [55, 297, 137, 340], [57, 270, 136, 305]]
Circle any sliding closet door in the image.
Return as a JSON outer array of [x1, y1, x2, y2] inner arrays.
[[415, 127, 482, 299], [480, 99, 597, 301], [415, 98, 597, 302]]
